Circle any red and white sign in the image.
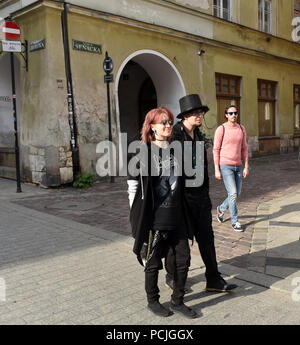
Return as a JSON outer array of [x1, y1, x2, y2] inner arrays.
[[2, 21, 21, 41]]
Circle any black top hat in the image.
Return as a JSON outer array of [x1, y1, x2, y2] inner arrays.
[[177, 94, 209, 119]]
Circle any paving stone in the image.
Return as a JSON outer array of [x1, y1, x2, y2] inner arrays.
[[0, 152, 300, 325]]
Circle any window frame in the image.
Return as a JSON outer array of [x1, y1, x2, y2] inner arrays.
[[294, 84, 300, 134], [213, 0, 232, 21], [216, 73, 241, 98], [257, 79, 277, 137], [258, 0, 272, 34], [215, 73, 241, 125]]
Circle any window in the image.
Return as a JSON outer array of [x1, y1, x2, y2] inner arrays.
[[213, 0, 231, 21], [294, 85, 300, 133], [258, 0, 272, 34], [257, 79, 277, 137], [215, 73, 241, 125]]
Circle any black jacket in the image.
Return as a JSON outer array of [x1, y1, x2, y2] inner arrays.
[[171, 121, 210, 196], [128, 143, 193, 256], [171, 121, 212, 235]]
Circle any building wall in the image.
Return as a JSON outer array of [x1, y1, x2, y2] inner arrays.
[[0, 0, 299, 185], [0, 54, 15, 148], [12, 3, 73, 185], [207, 43, 300, 155], [66, 6, 204, 174]]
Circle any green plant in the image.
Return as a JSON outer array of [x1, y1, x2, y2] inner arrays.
[[73, 172, 95, 188]]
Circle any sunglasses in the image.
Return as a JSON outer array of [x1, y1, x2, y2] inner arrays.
[[227, 111, 238, 116], [191, 111, 205, 116], [153, 120, 173, 126]]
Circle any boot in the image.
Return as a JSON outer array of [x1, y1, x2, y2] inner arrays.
[[148, 301, 172, 317]]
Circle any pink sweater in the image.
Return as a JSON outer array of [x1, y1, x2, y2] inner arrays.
[[213, 123, 248, 166]]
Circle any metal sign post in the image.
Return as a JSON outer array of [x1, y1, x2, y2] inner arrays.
[[10, 51, 21, 192], [103, 51, 114, 183]]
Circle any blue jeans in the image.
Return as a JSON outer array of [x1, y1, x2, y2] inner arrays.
[[219, 165, 243, 225]]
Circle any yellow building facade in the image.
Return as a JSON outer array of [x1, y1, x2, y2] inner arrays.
[[0, 0, 299, 186]]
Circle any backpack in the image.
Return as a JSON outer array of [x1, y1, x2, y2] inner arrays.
[[220, 124, 245, 148]]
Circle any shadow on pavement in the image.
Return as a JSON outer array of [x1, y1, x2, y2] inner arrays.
[[239, 202, 300, 228]]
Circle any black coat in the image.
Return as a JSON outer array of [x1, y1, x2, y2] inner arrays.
[[171, 121, 210, 194], [128, 143, 193, 257], [171, 121, 212, 235]]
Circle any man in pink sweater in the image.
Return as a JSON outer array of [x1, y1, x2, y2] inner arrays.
[[213, 105, 249, 231]]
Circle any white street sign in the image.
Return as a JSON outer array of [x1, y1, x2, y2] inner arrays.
[[1, 39, 22, 52]]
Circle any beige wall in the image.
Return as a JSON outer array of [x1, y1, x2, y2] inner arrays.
[[67, 9, 203, 173], [13, 4, 72, 185], [1, 0, 300, 184]]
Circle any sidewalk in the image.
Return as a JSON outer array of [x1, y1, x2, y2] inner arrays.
[[0, 151, 299, 325]]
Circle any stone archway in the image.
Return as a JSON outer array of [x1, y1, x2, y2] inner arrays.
[[115, 50, 186, 170]]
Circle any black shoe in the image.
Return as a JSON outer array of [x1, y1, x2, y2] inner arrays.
[[165, 278, 190, 294], [206, 277, 237, 292], [170, 301, 198, 319], [148, 301, 172, 317]]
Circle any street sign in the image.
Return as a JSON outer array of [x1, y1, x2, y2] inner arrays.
[[2, 21, 21, 40], [72, 39, 102, 54], [30, 38, 45, 52], [1, 40, 22, 52]]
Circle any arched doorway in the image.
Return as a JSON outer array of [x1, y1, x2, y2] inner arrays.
[[138, 77, 157, 132], [115, 50, 186, 170], [117, 60, 157, 142]]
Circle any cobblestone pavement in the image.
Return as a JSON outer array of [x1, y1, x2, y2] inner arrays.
[[0, 183, 300, 325], [12, 151, 300, 270], [0, 151, 300, 325]]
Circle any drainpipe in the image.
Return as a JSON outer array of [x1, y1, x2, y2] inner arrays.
[[61, 1, 80, 178]]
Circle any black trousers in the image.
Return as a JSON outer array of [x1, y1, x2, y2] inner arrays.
[[192, 200, 220, 282], [166, 193, 220, 283], [145, 234, 190, 305]]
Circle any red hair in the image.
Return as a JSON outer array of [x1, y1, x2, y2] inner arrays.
[[141, 107, 174, 143]]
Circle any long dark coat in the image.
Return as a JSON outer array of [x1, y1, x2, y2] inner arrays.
[[171, 121, 212, 236], [128, 142, 193, 257]]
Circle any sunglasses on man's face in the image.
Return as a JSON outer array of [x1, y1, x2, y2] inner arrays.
[[227, 111, 238, 116], [191, 111, 205, 116]]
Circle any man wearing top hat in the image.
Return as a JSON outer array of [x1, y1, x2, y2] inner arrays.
[[165, 94, 237, 292]]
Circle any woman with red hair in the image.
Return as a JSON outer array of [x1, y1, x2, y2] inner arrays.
[[127, 107, 197, 319]]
